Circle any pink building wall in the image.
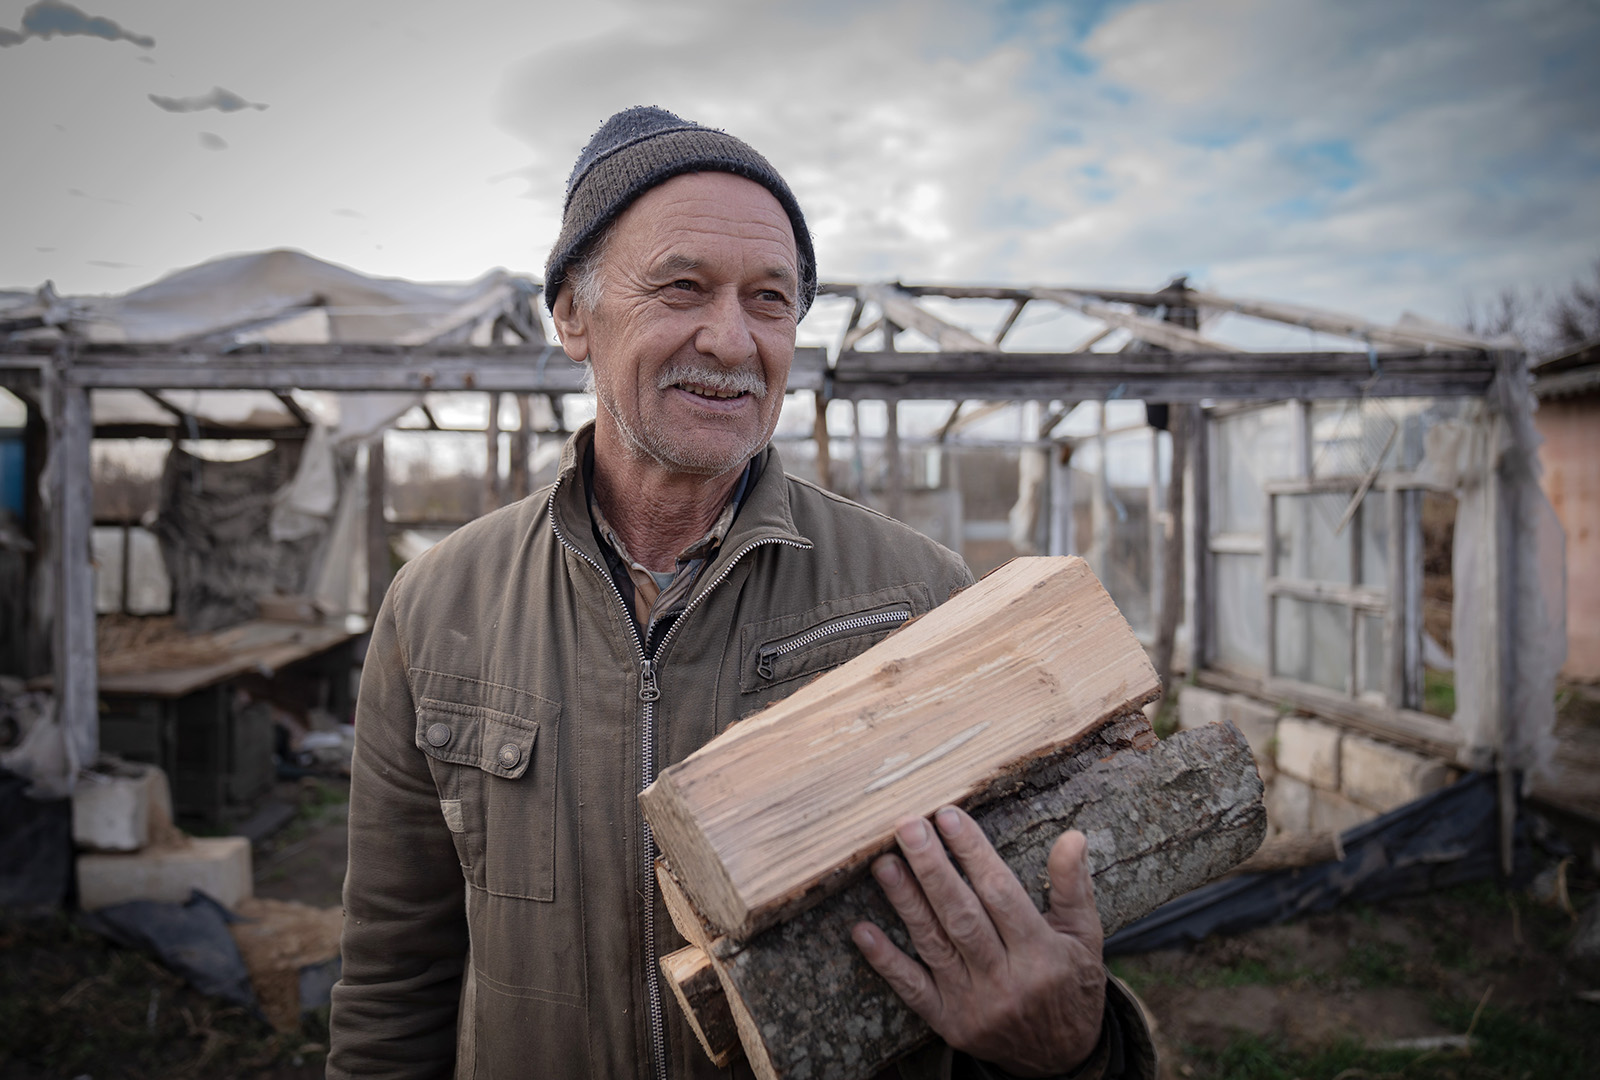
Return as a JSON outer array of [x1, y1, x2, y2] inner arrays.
[[1539, 395, 1600, 681]]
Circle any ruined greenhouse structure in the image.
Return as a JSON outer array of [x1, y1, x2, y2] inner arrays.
[[0, 250, 1580, 872]]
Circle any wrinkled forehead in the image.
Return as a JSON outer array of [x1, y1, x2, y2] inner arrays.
[[609, 172, 800, 281]]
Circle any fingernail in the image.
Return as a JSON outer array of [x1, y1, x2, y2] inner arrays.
[[897, 818, 931, 850], [873, 857, 902, 886], [935, 807, 961, 836]]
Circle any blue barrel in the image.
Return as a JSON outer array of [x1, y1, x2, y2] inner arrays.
[[0, 434, 23, 520]]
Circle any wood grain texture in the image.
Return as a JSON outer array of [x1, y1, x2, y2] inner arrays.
[[661, 946, 741, 1069], [691, 719, 1265, 1080], [641, 557, 1161, 941]]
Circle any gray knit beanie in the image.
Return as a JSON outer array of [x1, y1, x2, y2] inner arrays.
[[543, 106, 817, 317]]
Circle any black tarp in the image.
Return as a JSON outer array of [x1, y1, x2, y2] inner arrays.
[[80, 889, 258, 1009], [0, 768, 72, 908], [1105, 770, 1531, 955]]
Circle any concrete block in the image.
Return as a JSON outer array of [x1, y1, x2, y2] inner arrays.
[[1225, 696, 1281, 767], [1265, 773, 1312, 834], [1311, 787, 1376, 837], [1178, 685, 1227, 732], [77, 836, 252, 911], [1276, 716, 1342, 788], [1340, 734, 1450, 813], [72, 761, 172, 853]]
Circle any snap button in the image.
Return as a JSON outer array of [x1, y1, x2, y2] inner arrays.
[[426, 722, 451, 747], [498, 742, 522, 769]]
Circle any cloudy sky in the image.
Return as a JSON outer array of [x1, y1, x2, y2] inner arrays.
[[2, 0, 1597, 331]]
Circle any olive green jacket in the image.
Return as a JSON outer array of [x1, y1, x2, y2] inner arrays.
[[328, 425, 1154, 1080]]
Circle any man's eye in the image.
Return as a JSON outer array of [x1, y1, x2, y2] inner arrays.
[[671, 279, 696, 291]]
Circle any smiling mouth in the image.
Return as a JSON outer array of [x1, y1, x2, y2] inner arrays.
[[675, 382, 749, 400]]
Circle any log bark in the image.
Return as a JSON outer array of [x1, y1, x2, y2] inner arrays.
[[662, 719, 1265, 1080], [641, 557, 1161, 940], [660, 945, 741, 1069]]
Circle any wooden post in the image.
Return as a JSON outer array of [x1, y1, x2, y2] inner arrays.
[[365, 435, 390, 617], [1048, 442, 1074, 555], [52, 373, 97, 767], [1190, 408, 1212, 670], [508, 393, 532, 501], [882, 322, 904, 521], [811, 391, 831, 491], [482, 391, 502, 515], [1153, 406, 1189, 697]]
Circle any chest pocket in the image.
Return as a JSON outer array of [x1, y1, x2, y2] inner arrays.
[[737, 584, 932, 717], [415, 692, 560, 902]]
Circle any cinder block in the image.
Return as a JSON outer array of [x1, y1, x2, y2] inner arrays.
[[1340, 734, 1450, 813], [1276, 716, 1342, 788], [1311, 787, 1375, 837], [1225, 696, 1281, 767], [77, 836, 252, 911], [1178, 686, 1227, 731], [1265, 773, 1312, 834], [72, 762, 172, 853]]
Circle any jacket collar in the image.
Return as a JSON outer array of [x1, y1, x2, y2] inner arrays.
[[549, 422, 812, 570]]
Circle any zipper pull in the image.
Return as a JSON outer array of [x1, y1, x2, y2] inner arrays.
[[639, 658, 660, 703], [757, 646, 776, 681]]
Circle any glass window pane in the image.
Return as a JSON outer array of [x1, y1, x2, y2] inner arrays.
[[1214, 553, 1265, 673], [92, 526, 125, 614], [1273, 596, 1349, 692], [1272, 493, 1352, 584], [1209, 405, 1294, 535], [1359, 492, 1389, 588], [1360, 613, 1385, 696], [127, 526, 171, 615]]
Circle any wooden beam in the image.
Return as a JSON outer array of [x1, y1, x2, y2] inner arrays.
[[829, 348, 1495, 403], [1033, 288, 1232, 352], [1188, 290, 1493, 351], [35, 343, 831, 395], [857, 285, 1000, 354], [665, 717, 1264, 1080], [639, 557, 1160, 940], [991, 298, 1028, 346]]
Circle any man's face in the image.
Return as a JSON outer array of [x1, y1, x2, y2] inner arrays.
[[555, 172, 801, 479]]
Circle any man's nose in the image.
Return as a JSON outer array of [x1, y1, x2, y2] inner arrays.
[[694, 288, 757, 365]]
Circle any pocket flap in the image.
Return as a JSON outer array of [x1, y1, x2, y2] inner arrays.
[[415, 698, 539, 780]]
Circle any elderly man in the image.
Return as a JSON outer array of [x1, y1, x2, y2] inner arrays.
[[328, 107, 1154, 1080]]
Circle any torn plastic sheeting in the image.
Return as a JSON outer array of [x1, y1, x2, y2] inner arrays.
[[1104, 771, 1527, 955], [79, 889, 258, 1011]]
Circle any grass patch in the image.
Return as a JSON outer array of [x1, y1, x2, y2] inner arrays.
[[1423, 666, 1455, 717], [1339, 940, 1411, 988]]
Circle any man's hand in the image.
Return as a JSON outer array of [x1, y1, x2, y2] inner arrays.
[[850, 808, 1106, 1078]]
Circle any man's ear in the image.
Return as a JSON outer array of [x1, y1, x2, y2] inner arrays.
[[549, 287, 591, 363]]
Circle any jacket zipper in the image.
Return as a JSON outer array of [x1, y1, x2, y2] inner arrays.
[[756, 607, 912, 680], [550, 475, 810, 1080]]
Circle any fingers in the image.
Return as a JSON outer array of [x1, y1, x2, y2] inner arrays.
[[928, 806, 1048, 951], [1044, 830, 1104, 949], [870, 848, 963, 973], [889, 816, 998, 972], [851, 920, 943, 1022]]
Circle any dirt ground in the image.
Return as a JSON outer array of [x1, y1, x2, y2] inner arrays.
[[5, 772, 1600, 1078], [1113, 872, 1600, 1077]]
